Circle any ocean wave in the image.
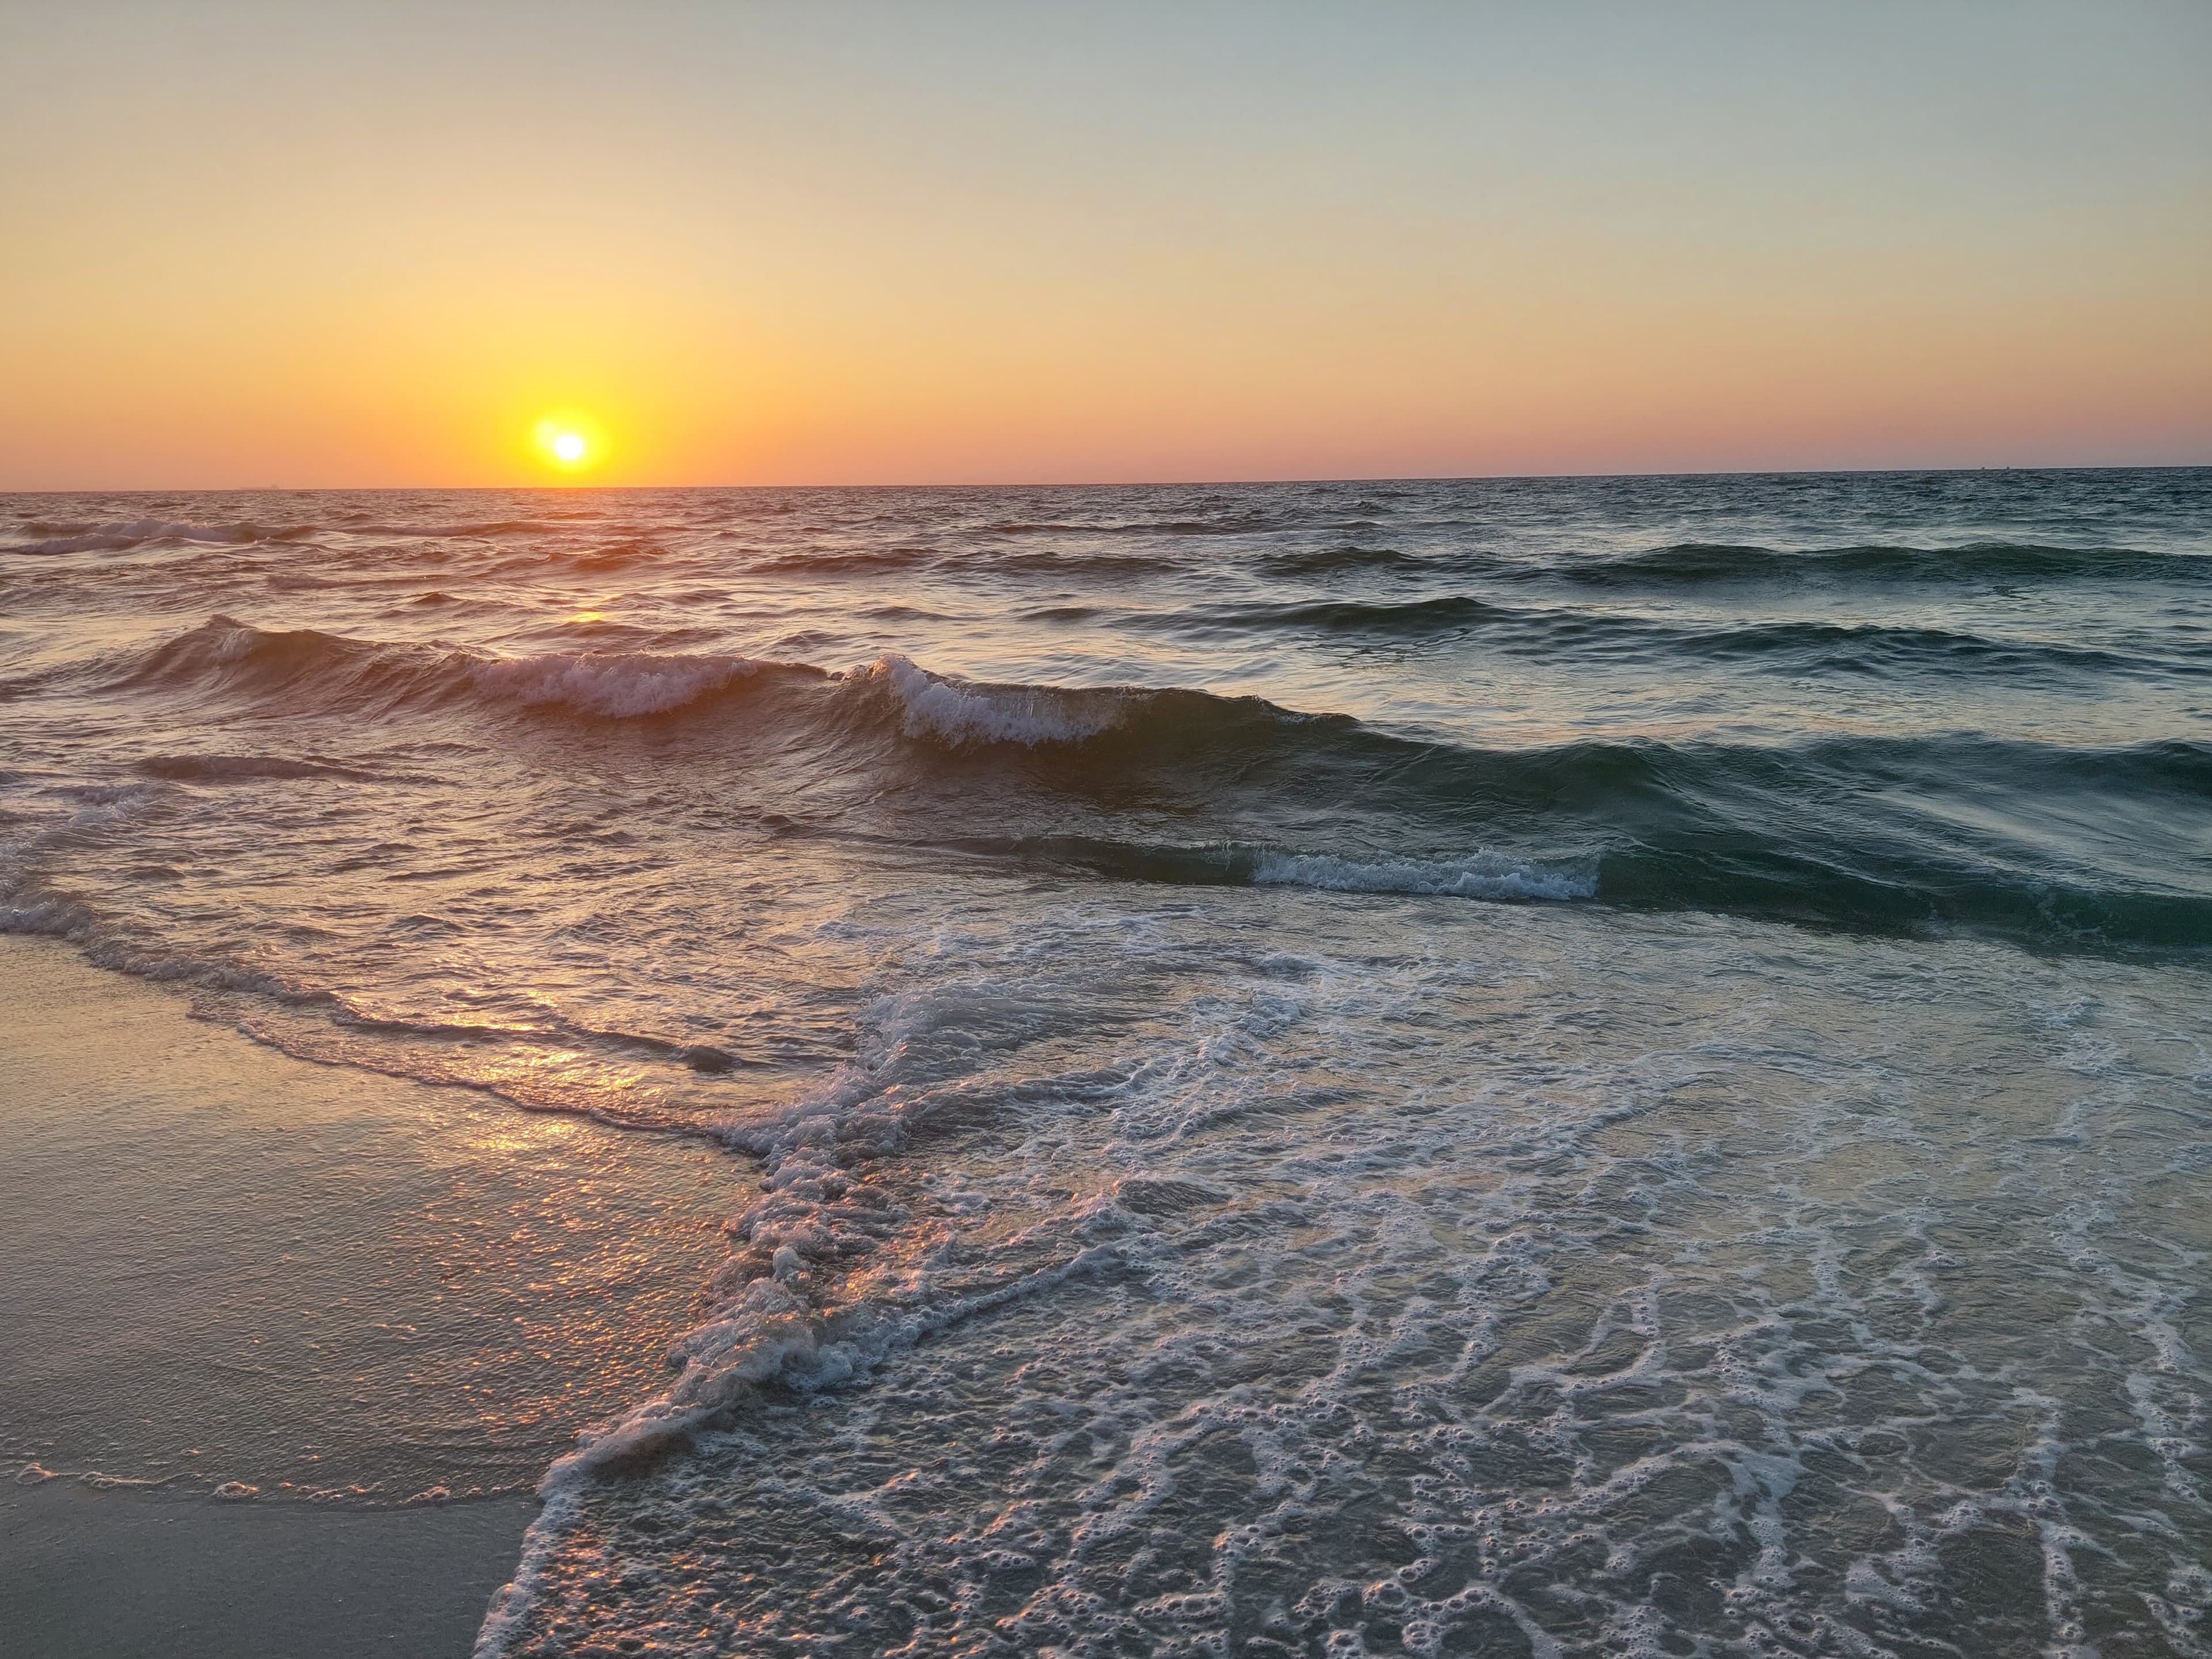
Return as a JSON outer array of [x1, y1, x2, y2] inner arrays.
[[488, 986, 1143, 1531], [761, 544, 1263, 581], [105, 620, 2212, 951], [1696, 618, 2190, 675], [996, 726, 2212, 950], [471, 652, 768, 718], [938, 834, 1595, 903], [1148, 595, 2191, 676], [9, 518, 268, 555], [133, 753, 390, 783], [1175, 595, 1512, 635], [1259, 544, 1431, 575], [996, 550, 1189, 578], [984, 514, 1283, 537], [338, 519, 562, 540], [108, 619, 1157, 749], [127, 616, 817, 721], [1552, 540, 2210, 586], [749, 546, 938, 577], [569, 540, 668, 573], [847, 653, 1126, 746], [767, 545, 1189, 579]]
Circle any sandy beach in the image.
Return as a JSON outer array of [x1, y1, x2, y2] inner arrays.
[[0, 937, 727, 1656], [2, 1482, 534, 1658]]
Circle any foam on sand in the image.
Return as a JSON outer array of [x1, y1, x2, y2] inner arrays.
[[468, 894, 2212, 1657]]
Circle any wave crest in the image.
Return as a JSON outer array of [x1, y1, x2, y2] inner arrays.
[[10, 519, 268, 556], [130, 617, 807, 721], [473, 652, 766, 718], [850, 654, 1125, 746]]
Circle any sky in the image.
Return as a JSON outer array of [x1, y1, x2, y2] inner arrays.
[[1, 1, 2207, 488]]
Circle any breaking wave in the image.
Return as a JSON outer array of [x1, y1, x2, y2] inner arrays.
[[95, 619, 2212, 952], [849, 652, 1126, 746]]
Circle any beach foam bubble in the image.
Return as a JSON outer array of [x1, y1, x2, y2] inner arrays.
[[472, 903, 2212, 1658]]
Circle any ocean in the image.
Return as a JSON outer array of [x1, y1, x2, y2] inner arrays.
[[2, 469, 2207, 1655]]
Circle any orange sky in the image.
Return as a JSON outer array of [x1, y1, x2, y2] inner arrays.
[[2, 3, 2206, 488]]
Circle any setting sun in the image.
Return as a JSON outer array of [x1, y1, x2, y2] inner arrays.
[[533, 416, 602, 474]]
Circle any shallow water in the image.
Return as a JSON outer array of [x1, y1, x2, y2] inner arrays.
[[3, 471, 2207, 1655]]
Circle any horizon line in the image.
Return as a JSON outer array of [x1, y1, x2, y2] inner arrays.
[[6, 460, 2209, 495]]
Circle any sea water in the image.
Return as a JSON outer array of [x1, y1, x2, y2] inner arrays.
[[2, 470, 2207, 1654]]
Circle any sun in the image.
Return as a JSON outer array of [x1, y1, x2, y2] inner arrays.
[[533, 415, 604, 474]]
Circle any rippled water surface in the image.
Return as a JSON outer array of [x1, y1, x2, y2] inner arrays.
[[3, 471, 2208, 1655]]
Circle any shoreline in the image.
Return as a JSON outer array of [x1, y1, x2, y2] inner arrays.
[[0, 935, 728, 1656]]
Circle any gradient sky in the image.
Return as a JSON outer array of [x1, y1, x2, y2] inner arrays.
[[3, 1, 2207, 488]]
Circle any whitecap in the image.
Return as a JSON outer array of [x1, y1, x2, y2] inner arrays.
[[853, 653, 1122, 746]]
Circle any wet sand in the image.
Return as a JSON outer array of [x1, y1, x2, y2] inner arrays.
[[2, 1483, 534, 1658], [0, 937, 728, 1656]]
